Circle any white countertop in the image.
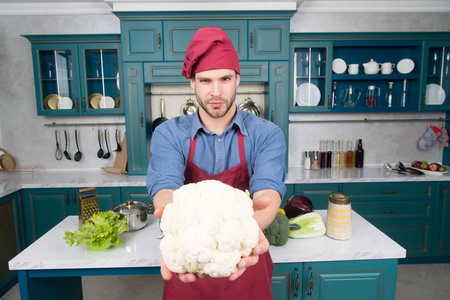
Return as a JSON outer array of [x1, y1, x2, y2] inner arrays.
[[9, 210, 405, 271], [2, 165, 450, 199]]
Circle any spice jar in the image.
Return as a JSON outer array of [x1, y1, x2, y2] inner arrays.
[[326, 193, 352, 240]]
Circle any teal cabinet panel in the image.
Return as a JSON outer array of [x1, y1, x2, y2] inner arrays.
[[23, 187, 120, 245], [249, 20, 290, 61], [293, 183, 341, 210], [352, 201, 433, 220], [24, 34, 123, 116], [343, 182, 435, 202], [163, 20, 247, 61], [304, 260, 397, 300], [120, 186, 152, 206], [120, 21, 163, 62], [123, 62, 149, 175], [371, 219, 432, 257], [144, 61, 268, 83], [433, 184, 450, 256], [272, 263, 300, 300]]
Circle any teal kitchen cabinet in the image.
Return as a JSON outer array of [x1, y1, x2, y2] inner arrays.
[[24, 34, 123, 116], [344, 182, 435, 257], [420, 41, 450, 111], [433, 183, 450, 256], [120, 21, 163, 62], [22, 187, 120, 245], [0, 191, 25, 298], [120, 186, 152, 206], [272, 260, 397, 300], [248, 20, 290, 61], [303, 260, 397, 300], [293, 183, 342, 210], [290, 41, 333, 113]]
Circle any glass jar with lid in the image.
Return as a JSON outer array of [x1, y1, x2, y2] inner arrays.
[[326, 193, 352, 240]]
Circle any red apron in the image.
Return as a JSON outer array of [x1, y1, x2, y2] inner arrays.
[[163, 130, 274, 300]]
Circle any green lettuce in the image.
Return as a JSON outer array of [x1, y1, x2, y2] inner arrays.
[[64, 211, 129, 251]]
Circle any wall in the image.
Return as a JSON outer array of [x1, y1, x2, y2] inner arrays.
[[288, 12, 450, 168], [0, 11, 450, 172]]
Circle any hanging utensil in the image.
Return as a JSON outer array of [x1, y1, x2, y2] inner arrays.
[[103, 128, 111, 159], [74, 129, 82, 162], [97, 128, 104, 158], [114, 128, 122, 152], [182, 97, 197, 115], [63, 129, 71, 160], [54, 130, 63, 161], [238, 97, 261, 117], [152, 96, 168, 132]]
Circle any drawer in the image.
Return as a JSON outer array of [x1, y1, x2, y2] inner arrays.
[[353, 201, 433, 220], [343, 182, 435, 202]]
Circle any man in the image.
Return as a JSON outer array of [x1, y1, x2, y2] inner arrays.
[[147, 27, 286, 300]]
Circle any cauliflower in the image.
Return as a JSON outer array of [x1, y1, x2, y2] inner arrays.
[[159, 180, 259, 278]]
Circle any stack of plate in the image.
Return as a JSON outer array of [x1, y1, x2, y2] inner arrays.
[[43, 94, 61, 110], [89, 93, 103, 108]]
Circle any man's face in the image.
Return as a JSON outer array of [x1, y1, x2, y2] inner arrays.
[[190, 69, 240, 119]]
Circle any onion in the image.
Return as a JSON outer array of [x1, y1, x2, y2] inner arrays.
[[284, 195, 314, 219]]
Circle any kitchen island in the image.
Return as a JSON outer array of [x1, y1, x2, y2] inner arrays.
[[9, 210, 405, 300]]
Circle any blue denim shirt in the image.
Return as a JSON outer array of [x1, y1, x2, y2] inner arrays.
[[146, 107, 286, 199]]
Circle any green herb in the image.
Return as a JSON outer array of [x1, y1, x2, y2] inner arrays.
[[64, 211, 129, 251]]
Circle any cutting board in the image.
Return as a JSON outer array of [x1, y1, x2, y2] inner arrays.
[[102, 132, 127, 174]]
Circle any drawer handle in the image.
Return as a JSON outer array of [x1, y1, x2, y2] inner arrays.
[[73, 190, 77, 206], [65, 191, 70, 206], [250, 32, 253, 48], [307, 266, 314, 296], [294, 267, 300, 297], [158, 33, 161, 49], [381, 210, 397, 214], [381, 190, 397, 194]]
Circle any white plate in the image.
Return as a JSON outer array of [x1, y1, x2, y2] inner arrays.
[[332, 58, 347, 74], [410, 166, 448, 175], [296, 83, 321, 106], [57, 97, 73, 109], [397, 58, 415, 74], [99, 96, 115, 108], [425, 83, 446, 105]]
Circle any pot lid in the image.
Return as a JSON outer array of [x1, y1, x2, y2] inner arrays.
[[112, 200, 150, 215]]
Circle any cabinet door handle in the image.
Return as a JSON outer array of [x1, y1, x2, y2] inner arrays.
[[73, 190, 77, 206], [250, 32, 253, 48], [140, 113, 144, 127], [271, 111, 274, 122], [65, 191, 70, 206], [328, 95, 331, 109], [422, 94, 426, 108], [381, 210, 396, 214], [307, 266, 314, 296], [294, 267, 300, 297], [381, 190, 397, 194], [158, 33, 161, 49], [82, 98, 85, 113]]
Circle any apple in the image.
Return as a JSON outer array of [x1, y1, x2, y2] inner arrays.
[[429, 163, 440, 171], [420, 162, 429, 170], [412, 161, 422, 168], [439, 166, 447, 172]]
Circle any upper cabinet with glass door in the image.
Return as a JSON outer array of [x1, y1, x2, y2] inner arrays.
[[24, 34, 123, 116], [290, 41, 332, 112], [421, 42, 450, 111]]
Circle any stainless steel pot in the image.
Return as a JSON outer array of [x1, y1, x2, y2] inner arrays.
[[238, 97, 260, 117], [182, 98, 197, 115], [112, 200, 154, 231]]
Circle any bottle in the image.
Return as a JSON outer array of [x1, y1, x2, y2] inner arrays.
[[331, 81, 338, 107], [312, 151, 320, 170], [338, 139, 345, 168], [326, 193, 352, 240], [304, 151, 311, 170], [345, 140, 354, 168], [355, 139, 364, 168], [326, 139, 332, 168], [331, 139, 339, 168], [319, 140, 326, 168], [385, 82, 394, 108]]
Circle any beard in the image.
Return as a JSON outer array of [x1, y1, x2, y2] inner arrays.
[[197, 92, 237, 119]]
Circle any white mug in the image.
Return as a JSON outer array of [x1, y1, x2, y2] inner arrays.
[[381, 62, 395, 74], [348, 64, 359, 75]]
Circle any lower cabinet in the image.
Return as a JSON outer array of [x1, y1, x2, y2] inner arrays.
[[22, 187, 121, 245], [293, 183, 342, 209], [272, 259, 397, 300], [433, 183, 450, 256], [120, 186, 151, 205]]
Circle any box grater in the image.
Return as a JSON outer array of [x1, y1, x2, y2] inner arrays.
[[78, 187, 100, 228]]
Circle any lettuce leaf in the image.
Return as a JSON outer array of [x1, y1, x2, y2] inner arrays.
[[64, 211, 129, 251]]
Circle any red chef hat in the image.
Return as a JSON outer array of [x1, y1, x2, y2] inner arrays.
[[181, 27, 240, 79]]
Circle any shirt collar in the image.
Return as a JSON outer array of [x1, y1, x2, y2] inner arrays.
[[190, 105, 249, 140]]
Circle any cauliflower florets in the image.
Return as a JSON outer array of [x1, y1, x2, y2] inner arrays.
[[159, 180, 259, 278]]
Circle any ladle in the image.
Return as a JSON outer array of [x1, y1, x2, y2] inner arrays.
[[103, 129, 111, 159], [97, 129, 104, 158], [74, 129, 82, 162], [63, 129, 71, 160], [114, 128, 122, 152]]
